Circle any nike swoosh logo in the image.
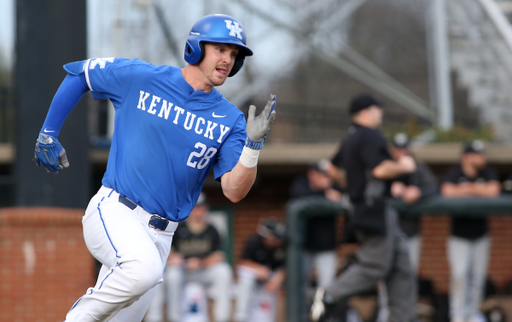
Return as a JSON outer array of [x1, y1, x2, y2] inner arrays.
[[212, 112, 226, 118], [43, 128, 55, 133]]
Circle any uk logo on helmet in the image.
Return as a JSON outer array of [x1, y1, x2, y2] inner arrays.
[[224, 20, 243, 40]]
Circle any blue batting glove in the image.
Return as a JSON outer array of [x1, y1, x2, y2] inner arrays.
[[34, 133, 69, 173]]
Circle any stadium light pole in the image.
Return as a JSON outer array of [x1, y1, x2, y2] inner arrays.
[[431, 0, 454, 130]]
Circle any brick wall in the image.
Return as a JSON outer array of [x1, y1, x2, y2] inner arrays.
[[0, 208, 94, 322], [3, 205, 512, 322], [231, 206, 512, 296], [419, 215, 451, 294], [418, 215, 512, 295], [488, 216, 512, 290]]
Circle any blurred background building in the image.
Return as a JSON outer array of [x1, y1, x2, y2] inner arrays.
[[3, 0, 512, 194]]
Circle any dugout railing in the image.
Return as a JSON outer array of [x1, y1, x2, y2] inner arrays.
[[285, 195, 512, 322]]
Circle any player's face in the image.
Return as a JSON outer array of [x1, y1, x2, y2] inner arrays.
[[308, 169, 332, 191], [199, 43, 239, 87], [368, 105, 383, 127], [463, 152, 486, 169], [189, 204, 208, 222], [390, 146, 409, 161], [263, 235, 283, 249]]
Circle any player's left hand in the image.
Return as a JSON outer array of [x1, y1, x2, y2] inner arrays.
[[402, 185, 422, 204], [34, 133, 69, 173], [246, 94, 277, 144]]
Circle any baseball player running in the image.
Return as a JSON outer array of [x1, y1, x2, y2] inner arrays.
[[33, 14, 276, 322]]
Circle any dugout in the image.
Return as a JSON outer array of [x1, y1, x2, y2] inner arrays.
[[285, 195, 512, 322]]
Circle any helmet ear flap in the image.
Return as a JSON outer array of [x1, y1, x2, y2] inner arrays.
[[184, 41, 206, 65], [184, 40, 198, 64], [198, 42, 206, 64], [229, 56, 245, 77]]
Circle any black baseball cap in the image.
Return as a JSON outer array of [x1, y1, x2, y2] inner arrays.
[[392, 132, 410, 148], [349, 93, 383, 115], [309, 159, 329, 174], [257, 217, 287, 242], [463, 140, 485, 154], [195, 192, 209, 207]]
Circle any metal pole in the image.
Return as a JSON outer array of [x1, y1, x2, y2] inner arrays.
[[432, 0, 454, 130]]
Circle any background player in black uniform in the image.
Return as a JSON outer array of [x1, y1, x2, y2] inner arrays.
[[389, 132, 438, 274], [145, 193, 233, 322], [377, 132, 439, 321], [290, 160, 343, 289], [234, 218, 287, 322], [289, 160, 344, 319], [441, 140, 501, 322], [311, 93, 418, 322]]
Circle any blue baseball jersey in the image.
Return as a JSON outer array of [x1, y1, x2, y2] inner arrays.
[[64, 57, 246, 221]]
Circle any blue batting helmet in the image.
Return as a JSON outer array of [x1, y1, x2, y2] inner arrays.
[[184, 14, 253, 77]]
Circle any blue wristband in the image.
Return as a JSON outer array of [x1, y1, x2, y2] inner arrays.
[[245, 137, 264, 150]]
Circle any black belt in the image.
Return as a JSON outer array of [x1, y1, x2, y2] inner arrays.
[[118, 195, 169, 231]]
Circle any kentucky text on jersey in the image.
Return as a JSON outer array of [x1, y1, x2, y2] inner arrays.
[[136, 90, 231, 143], [61, 57, 247, 222]]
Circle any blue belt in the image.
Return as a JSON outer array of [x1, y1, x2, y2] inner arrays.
[[118, 195, 169, 231]]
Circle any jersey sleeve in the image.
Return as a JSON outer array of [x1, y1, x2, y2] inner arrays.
[[411, 162, 439, 198], [40, 73, 89, 136], [63, 57, 132, 105], [212, 112, 246, 181], [331, 140, 344, 168]]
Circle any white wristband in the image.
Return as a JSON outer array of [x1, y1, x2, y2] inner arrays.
[[239, 146, 260, 168]]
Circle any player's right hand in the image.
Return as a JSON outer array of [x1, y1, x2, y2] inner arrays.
[[398, 155, 416, 174], [246, 94, 277, 143], [34, 133, 69, 173]]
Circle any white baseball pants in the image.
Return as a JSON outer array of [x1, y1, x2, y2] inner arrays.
[[65, 186, 178, 322], [234, 266, 277, 322], [447, 235, 490, 322], [173, 263, 233, 322], [302, 250, 338, 288]]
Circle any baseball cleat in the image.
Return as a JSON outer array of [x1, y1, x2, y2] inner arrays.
[[310, 287, 335, 322]]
